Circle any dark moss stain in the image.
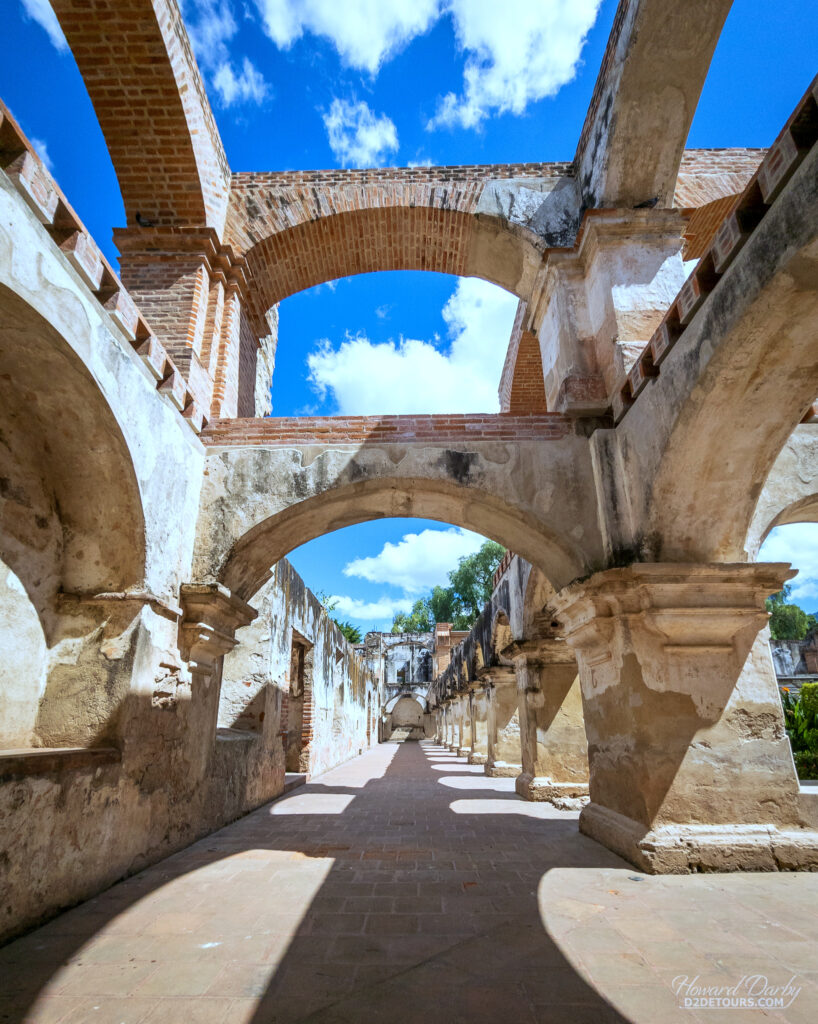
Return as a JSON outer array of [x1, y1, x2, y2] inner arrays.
[[439, 450, 476, 484]]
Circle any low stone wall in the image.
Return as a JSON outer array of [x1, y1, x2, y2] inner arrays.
[[0, 559, 377, 945]]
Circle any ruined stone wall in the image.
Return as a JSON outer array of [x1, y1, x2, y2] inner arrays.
[[0, 137, 374, 944], [221, 560, 378, 779]]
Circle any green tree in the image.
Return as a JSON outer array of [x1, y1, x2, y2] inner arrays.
[[766, 585, 817, 640], [782, 682, 818, 779], [390, 541, 506, 633], [316, 591, 363, 644], [392, 596, 435, 633], [448, 540, 506, 624], [335, 621, 362, 644]]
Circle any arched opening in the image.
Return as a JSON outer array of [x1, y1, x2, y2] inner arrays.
[[238, 196, 544, 317], [215, 476, 587, 604], [757, 522, 818, 783], [257, 270, 523, 422], [0, 283, 146, 749], [383, 694, 427, 742]]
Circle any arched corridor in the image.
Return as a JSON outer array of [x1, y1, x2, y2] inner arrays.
[[2, 741, 816, 1023]]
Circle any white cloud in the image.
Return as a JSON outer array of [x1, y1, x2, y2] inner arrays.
[[329, 594, 413, 621], [255, 0, 439, 73], [29, 137, 54, 173], [255, 1, 600, 130], [306, 278, 518, 414], [186, 1, 271, 107], [323, 98, 398, 167], [429, 0, 602, 130], [21, 0, 68, 52], [758, 524, 818, 606], [186, 0, 237, 64], [344, 527, 484, 594], [213, 57, 270, 106]]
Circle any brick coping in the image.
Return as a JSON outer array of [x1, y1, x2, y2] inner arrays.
[[201, 413, 574, 447]]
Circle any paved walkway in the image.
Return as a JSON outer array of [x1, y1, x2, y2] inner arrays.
[[1, 741, 817, 1023]]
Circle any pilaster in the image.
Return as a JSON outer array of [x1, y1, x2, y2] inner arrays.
[[484, 668, 521, 777], [468, 687, 489, 765], [510, 636, 589, 807]]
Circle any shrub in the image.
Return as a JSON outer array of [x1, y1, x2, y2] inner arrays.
[[782, 683, 818, 780]]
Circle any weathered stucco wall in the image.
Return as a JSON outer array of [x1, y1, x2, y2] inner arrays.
[[221, 559, 378, 779], [0, 171, 377, 945]]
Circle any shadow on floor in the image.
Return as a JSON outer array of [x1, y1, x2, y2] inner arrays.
[[0, 741, 628, 1023]]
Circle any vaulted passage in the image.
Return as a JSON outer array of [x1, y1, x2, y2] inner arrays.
[[4, 741, 817, 1023]]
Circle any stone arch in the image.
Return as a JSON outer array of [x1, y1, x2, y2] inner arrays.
[[745, 425, 818, 558], [211, 477, 587, 604], [491, 610, 513, 660], [0, 284, 147, 747], [0, 283, 146, 629], [385, 691, 426, 715], [626, 137, 818, 562], [522, 564, 558, 640], [389, 695, 425, 732], [196, 437, 599, 604]]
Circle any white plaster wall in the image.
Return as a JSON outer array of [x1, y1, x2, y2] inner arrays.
[[0, 561, 47, 747]]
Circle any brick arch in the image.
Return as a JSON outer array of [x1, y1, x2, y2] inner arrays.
[[52, 0, 230, 232], [241, 206, 542, 316], [226, 164, 575, 317]]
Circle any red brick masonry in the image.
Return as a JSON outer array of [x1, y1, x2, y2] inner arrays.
[[202, 413, 573, 447]]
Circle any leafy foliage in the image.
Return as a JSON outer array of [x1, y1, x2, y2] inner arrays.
[[335, 620, 362, 644], [316, 591, 361, 644], [782, 682, 818, 780], [391, 540, 505, 633], [766, 585, 817, 640]]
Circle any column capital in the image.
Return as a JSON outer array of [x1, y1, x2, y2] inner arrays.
[[506, 635, 575, 667], [178, 583, 258, 675], [550, 562, 794, 658]]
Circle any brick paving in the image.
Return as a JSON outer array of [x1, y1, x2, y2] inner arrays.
[[1, 741, 817, 1023]]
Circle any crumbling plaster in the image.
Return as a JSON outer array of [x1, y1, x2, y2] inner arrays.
[[193, 437, 603, 600]]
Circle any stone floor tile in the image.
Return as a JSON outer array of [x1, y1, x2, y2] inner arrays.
[[59, 998, 160, 1024], [139, 997, 235, 1024], [54, 962, 159, 998], [131, 961, 219, 998], [3, 741, 818, 1024]]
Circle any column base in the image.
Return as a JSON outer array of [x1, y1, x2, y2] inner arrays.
[[485, 760, 522, 778], [456, 746, 471, 758], [515, 773, 589, 810], [580, 802, 818, 874], [468, 752, 488, 765]]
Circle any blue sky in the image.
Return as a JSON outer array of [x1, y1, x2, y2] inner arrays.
[[5, 0, 818, 629]]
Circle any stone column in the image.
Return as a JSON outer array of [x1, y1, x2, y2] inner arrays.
[[513, 642, 589, 807], [449, 699, 461, 752], [551, 564, 818, 872], [457, 693, 472, 757], [440, 706, 449, 747], [485, 669, 522, 777], [468, 687, 489, 765]]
